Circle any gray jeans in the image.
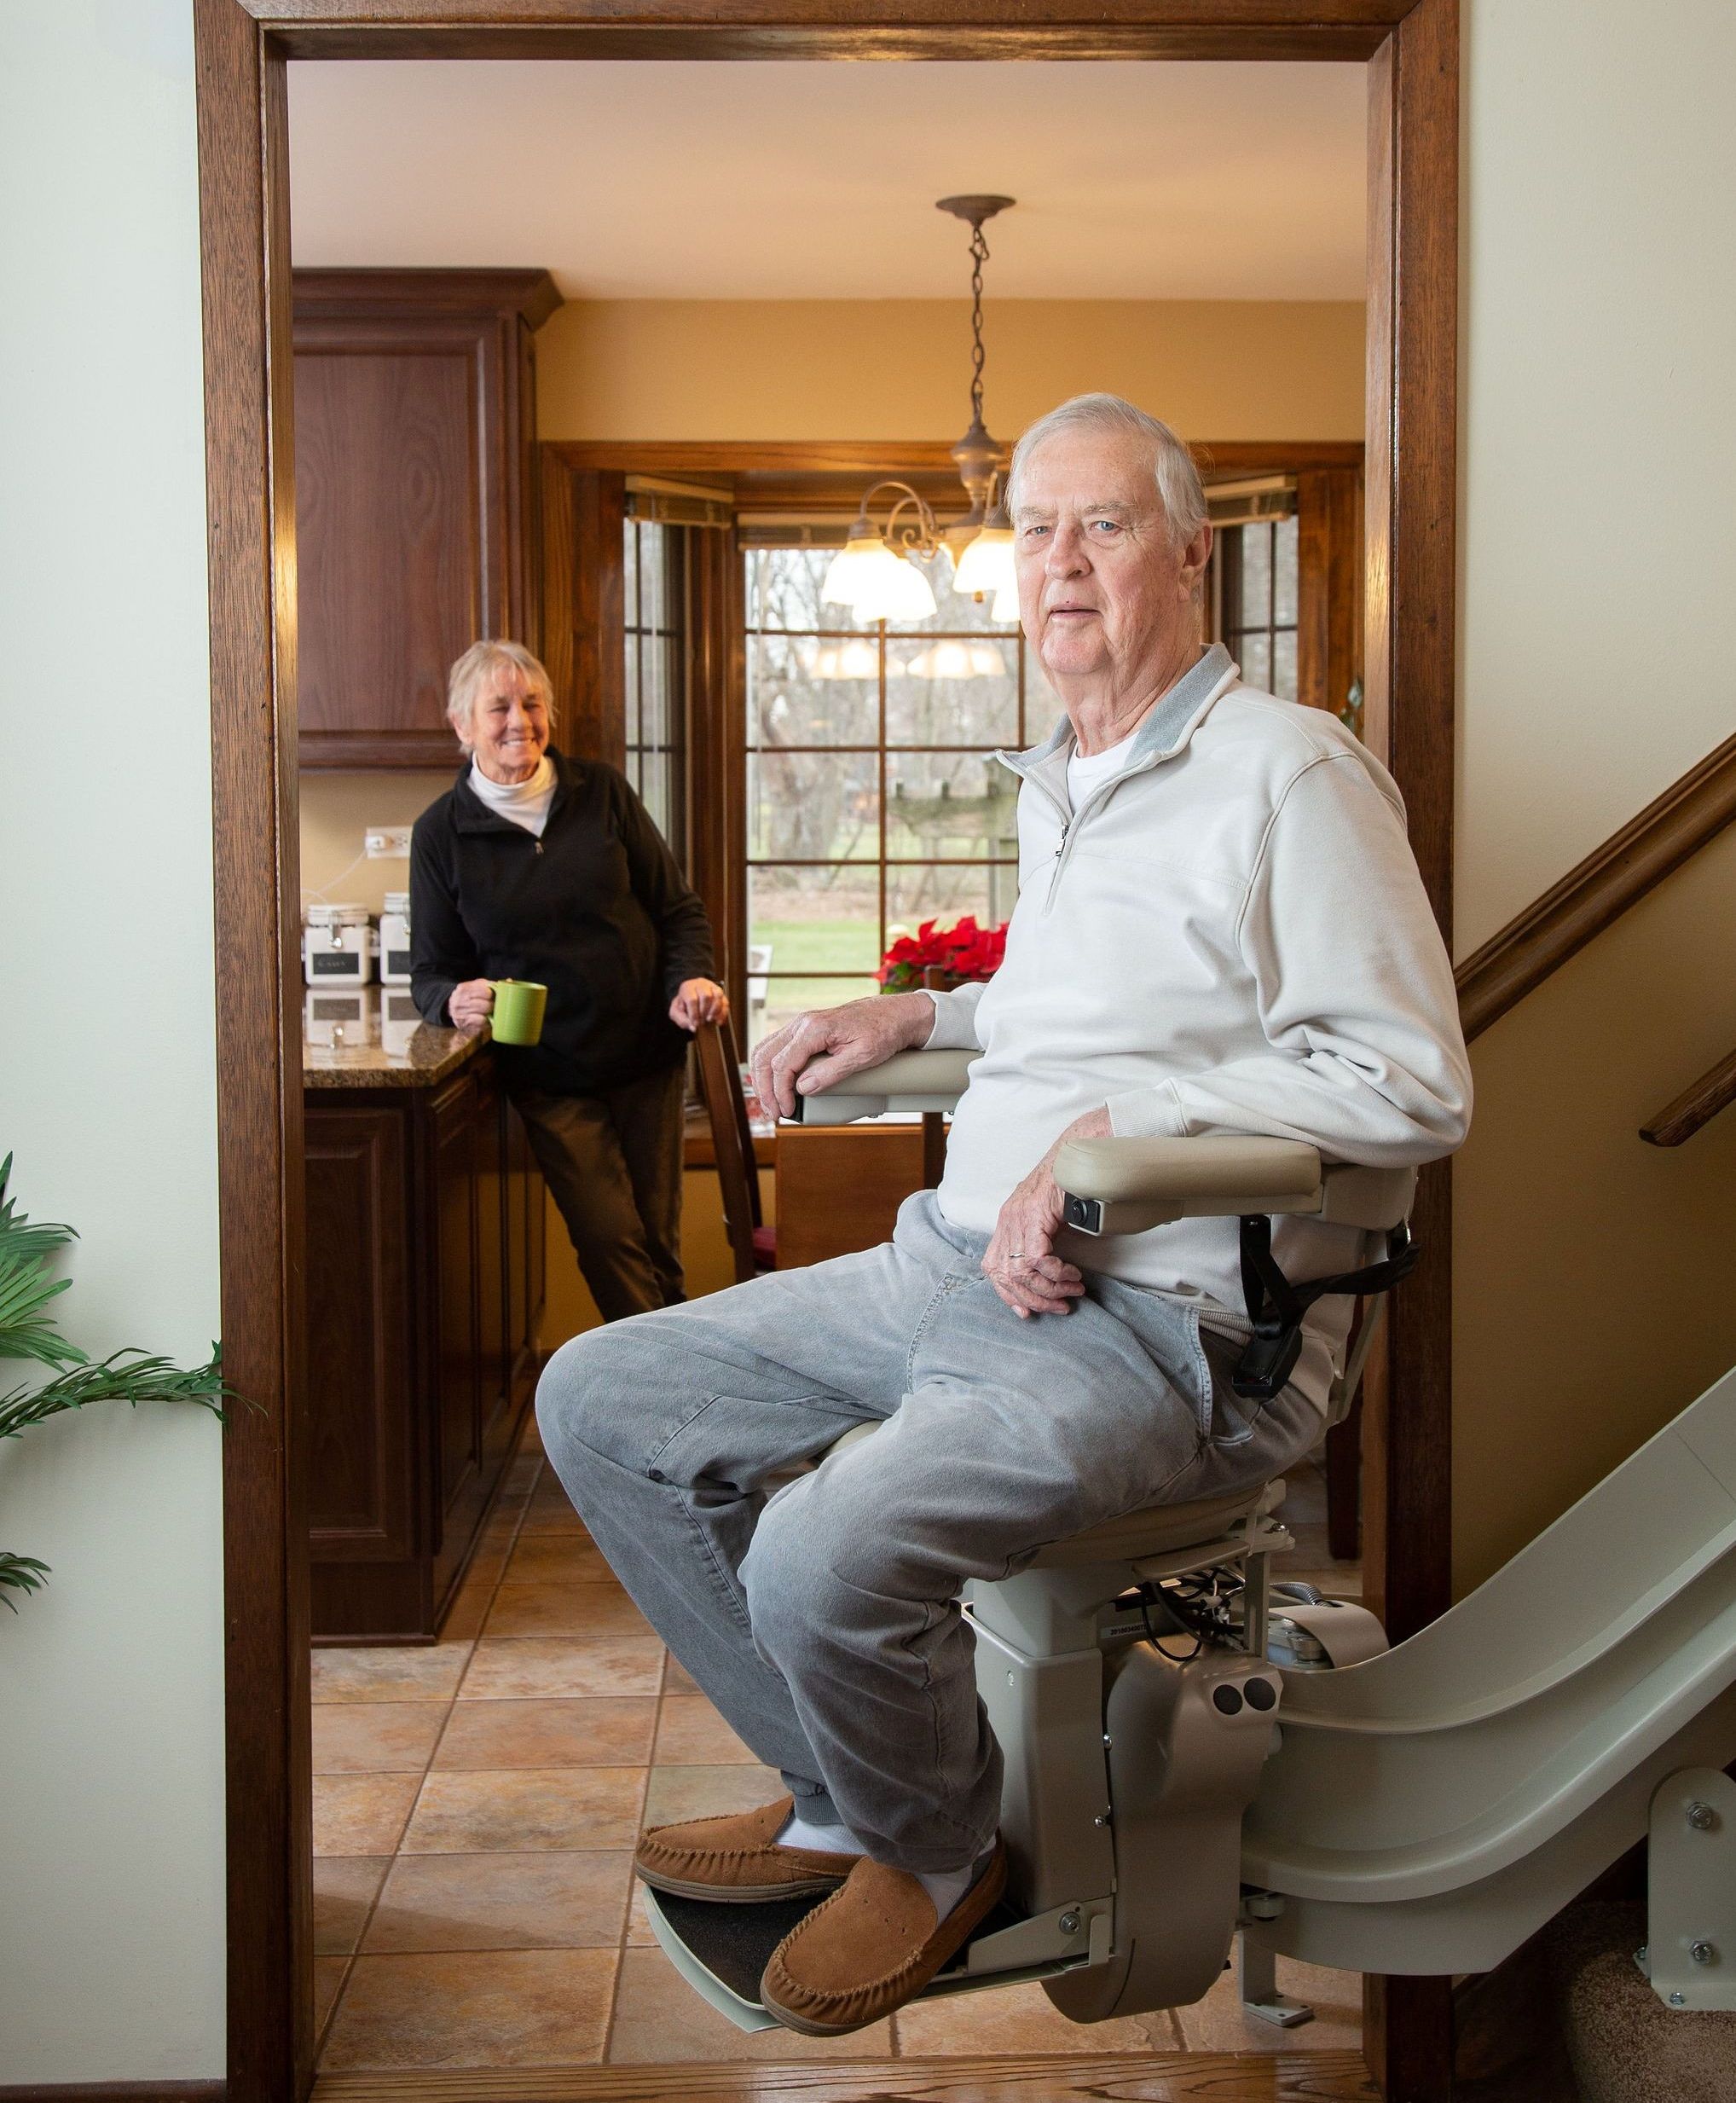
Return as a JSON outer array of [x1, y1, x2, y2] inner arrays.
[[536, 1190, 1318, 1874]]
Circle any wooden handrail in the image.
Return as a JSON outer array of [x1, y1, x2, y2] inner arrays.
[[1455, 732, 1736, 1042], [1641, 1049, 1736, 1148]]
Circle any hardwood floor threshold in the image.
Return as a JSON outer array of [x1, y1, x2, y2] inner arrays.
[[311, 2052, 1376, 2103]]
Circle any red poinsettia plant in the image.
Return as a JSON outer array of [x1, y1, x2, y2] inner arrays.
[[876, 915, 1009, 994]]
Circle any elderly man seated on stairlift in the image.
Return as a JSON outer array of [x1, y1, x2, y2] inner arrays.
[[537, 391, 1472, 2036]]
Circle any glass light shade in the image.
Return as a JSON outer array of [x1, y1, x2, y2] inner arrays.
[[991, 582, 1021, 624], [809, 639, 882, 680], [952, 524, 1016, 601], [901, 639, 1005, 681], [820, 530, 891, 607]]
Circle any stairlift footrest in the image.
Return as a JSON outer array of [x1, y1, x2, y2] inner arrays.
[[1646, 1767, 1736, 2011]]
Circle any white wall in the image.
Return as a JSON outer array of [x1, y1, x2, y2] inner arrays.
[[1456, 0, 1736, 954], [0, 2, 225, 2082]]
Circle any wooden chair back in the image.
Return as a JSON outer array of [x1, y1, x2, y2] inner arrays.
[[692, 1015, 762, 1285]]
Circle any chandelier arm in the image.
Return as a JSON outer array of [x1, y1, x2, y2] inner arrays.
[[856, 479, 940, 560]]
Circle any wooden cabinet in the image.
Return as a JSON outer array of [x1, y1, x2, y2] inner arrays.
[[293, 268, 560, 768], [306, 1052, 546, 1641]]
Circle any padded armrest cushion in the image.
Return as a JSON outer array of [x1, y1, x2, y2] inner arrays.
[[795, 1046, 976, 1123], [1056, 1135, 1323, 1207]]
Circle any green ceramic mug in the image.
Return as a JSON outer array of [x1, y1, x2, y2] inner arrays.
[[488, 979, 547, 1046]]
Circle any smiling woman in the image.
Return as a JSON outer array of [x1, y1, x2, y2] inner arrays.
[[408, 640, 728, 1322]]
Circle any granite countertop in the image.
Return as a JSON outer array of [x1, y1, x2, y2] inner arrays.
[[303, 985, 488, 1091]]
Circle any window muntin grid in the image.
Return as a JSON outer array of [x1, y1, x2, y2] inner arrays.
[[1218, 515, 1299, 701], [744, 547, 1039, 1047], [622, 519, 687, 862]]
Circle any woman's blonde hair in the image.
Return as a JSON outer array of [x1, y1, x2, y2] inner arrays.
[[446, 640, 556, 746]]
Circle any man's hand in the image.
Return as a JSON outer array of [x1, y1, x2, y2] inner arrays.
[[749, 992, 935, 1121], [982, 1106, 1112, 1318], [669, 978, 729, 1030], [448, 978, 495, 1036]]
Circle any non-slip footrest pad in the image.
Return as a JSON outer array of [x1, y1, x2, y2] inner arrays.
[[651, 1887, 1023, 2008]]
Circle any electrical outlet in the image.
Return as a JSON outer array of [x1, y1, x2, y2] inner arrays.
[[365, 826, 413, 860]]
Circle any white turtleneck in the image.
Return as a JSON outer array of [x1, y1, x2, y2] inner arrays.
[[469, 755, 556, 838]]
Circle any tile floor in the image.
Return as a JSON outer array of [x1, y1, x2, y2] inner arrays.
[[312, 1420, 1363, 2071]]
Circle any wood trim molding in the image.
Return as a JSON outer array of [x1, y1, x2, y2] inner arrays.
[[0, 2089, 226, 2103], [195, 8, 1452, 2102], [292, 266, 560, 329], [308, 2055, 1377, 2102], [1641, 1046, 1736, 1149], [1455, 730, 1736, 1043], [546, 438, 1366, 479]]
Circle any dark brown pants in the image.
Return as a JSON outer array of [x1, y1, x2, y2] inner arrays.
[[513, 1065, 686, 1323]]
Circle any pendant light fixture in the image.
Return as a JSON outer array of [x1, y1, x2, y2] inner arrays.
[[823, 196, 1019, 624]]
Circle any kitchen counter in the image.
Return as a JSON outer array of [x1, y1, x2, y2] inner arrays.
[[302, 985, 485, 1091]]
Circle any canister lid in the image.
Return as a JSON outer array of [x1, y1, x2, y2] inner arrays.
[[383, 892, 411, 916], [306, 901, 371, 928]]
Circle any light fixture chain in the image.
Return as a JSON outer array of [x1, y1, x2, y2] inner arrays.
[[968, 223, 990, 426]]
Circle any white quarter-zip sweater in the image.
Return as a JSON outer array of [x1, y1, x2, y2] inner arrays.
[[923, 643, 1472, 1411]]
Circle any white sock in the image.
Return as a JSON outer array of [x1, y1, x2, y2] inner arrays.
[[778, 1806, 868, 1857], [779, 1811, 986, 1926], [915, 1862, 978, 1923]]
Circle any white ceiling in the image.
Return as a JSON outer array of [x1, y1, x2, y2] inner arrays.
[[287, 61, 1366, 303]]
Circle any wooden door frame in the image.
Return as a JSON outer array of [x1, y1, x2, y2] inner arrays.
[[192, 6, 1457, 2100]]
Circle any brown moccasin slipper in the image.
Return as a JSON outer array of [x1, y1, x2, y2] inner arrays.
[[634, 1793, 859, 1903], [759, 1837, 1008, 2035]]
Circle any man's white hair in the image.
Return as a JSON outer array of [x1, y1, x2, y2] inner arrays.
[[446, 639, 556, 744], [1005, 393, 1208, 552]]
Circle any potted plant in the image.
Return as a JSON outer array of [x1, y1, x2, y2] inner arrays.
[[0, 1154, 228, 1609], [876, 915, 1008, 994]]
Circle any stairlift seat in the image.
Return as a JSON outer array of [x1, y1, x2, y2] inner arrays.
[[810, 1420, 1283, 1568]]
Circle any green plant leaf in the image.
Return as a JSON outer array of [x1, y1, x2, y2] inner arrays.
[[0, 1348, 229, 1442], [0, 1551, 51, 1608], [0, 1155, 84, 1369]]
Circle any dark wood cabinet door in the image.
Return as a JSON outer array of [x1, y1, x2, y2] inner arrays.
[[305, 1104, 413, 1561], [294, 340, 479, 760], [293, 269, 558, 769], [474, 1063, 510, 1449], [431, 1072, 482, 1536]]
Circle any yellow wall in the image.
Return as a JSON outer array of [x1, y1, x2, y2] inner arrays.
[[535, 298, 1367, 444], [299, 770, 454, 919], [1452, 0, 1736, 1590]]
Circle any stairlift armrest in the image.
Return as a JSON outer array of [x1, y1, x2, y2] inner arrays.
[[790, 1047, 976, 1124], [1055, 1136, 1416, 1237]]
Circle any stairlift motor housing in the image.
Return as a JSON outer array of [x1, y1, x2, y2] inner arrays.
[[645, 1048, 1736, 2030]]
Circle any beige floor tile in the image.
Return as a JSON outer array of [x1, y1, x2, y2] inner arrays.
[[653, 1693, 756, 1766], [502, 1451, 542, 1495], [1175, 1953, 1363, 2054], [314, 1857, 390, 1956], [320, 1947, 616, 2069], [363, 1850, 633, 1952], [605, 1947, 894, 2062], [435, 1696, 657, 1770], [625, 1879, 657, 1947], [314, 1773, 422, 1857], [314, 1955, 349, 2042], [483, 1583, 652, 1642], [662, 1655, 703, 1696], [440, 1580, 494, 1643], [311, 1643, 472, 1704], [402, 1766, 645, 1853], [313, 1701, 448, 1775], [520, 1484, 588, 1536], [642, 1763, 784, 1826], [460, 1637, 664, 1700], [504, 1534, 617, 1584], [894, 1978, 1178, 2054]]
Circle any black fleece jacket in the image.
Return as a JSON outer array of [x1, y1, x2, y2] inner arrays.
[[409, 749, 716, 1095]]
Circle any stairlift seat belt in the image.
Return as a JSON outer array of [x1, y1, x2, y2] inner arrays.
[[1234, 1214, 1419, 1401]]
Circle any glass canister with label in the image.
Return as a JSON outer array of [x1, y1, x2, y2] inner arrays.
[[379, 891, 413, 985], [303, 901, 376, 987]]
